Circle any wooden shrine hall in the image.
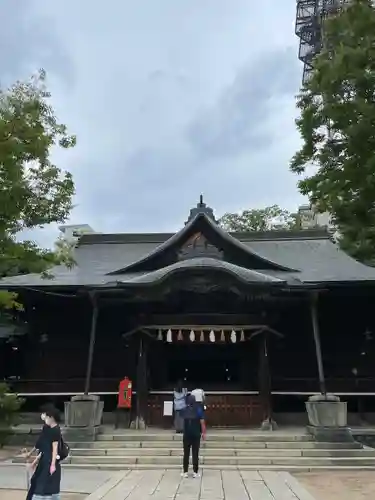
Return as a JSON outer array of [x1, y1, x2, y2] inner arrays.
[[2, 197, 375, 427]]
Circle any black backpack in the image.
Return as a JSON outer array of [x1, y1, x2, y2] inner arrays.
[[183, 405, 202, 438], [58, 437, 70, 461]]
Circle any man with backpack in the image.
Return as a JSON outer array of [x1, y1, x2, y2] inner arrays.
[[181, 394, 206, 478]]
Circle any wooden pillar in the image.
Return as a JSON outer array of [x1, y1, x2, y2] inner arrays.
[[135, 335, 148, 429], [259, 331, 276, 429], [259, 334, 270, 415], [310, 293, 326, 395], [84, 291, 99, 395]]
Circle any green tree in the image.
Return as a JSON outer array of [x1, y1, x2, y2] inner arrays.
[[290, 0, 375, 264], [218, 205, 299, 232], [0, 69, 76, 308], [0, 383, 24, 447]]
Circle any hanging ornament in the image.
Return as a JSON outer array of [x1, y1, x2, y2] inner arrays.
[[157, 329, 163, 341], [177, 329, 183, 341], [200, 331, 204, 342], [209, 330, 215, 342], [167, 329, 172, 343], [240, 330, 245, 342], [189, 330, 195, 342], [220, 330, 225, 342], [231, 329, 237, 343]]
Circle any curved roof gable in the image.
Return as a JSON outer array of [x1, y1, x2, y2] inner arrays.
[[113, 257, 286, 286], [107, 212, 297, 275]]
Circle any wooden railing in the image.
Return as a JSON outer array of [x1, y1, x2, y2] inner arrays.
[[147, 393, 264, 427], [5, 377, 375, 396]]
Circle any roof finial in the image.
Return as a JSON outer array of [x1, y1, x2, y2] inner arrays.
[[184, 195, 217, 225]]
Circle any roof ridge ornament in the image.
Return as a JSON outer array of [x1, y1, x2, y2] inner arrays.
[[185, 195, 217, 225]]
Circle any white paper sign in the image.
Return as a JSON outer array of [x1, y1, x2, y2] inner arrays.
[[163, 401, 173, 416]]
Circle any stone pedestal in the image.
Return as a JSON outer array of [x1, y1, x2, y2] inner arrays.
[[64, 394, 104, 429], [306, 394, 354, 443], [260, 417, 278, 431], [130, 416, 146, 430]]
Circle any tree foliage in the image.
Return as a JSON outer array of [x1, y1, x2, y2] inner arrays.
[[0, 383, 24, 447], [218, 205, 299, 232], [0, 70, 76, 307], [290, 0, 375, 264]]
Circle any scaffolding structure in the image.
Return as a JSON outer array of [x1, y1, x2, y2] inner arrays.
[[295, 0, 350, 84]]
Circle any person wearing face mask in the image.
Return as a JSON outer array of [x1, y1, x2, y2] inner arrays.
[[31, 407, 62, 500], [24, 404, 55, 500]]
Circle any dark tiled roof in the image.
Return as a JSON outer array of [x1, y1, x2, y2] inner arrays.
[[114, 257, 285, 286], [1, 220, 375, 288], [245, 238, 375, 283], [107, 213, 295, 274]]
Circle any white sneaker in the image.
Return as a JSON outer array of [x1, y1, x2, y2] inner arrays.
[[181, 472, 188, 478], [193, 472, 200, 478]]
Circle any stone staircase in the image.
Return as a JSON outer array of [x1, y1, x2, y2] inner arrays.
[[63, 429, 375, 470]]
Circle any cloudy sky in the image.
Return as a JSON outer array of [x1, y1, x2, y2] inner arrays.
[[1, 0, 305, 246]]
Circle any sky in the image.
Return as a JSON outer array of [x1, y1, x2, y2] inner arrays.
[[1, 0, 305, 247]]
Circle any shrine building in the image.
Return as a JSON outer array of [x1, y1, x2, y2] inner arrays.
[[2, 197, 375, 427]]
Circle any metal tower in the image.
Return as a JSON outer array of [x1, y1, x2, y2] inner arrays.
[[295, 0, 350, 84]]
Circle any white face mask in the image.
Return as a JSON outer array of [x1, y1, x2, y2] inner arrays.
[[41, 413, 46, 422]]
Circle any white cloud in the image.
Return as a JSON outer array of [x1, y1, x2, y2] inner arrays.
[[1, 0, 306, 246]]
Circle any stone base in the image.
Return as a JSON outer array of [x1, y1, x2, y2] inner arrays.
[[307, 425, 355, 443], [62, 426, 100, 442], [130, 417, 146, 430], [260, 418, 278, 431], [306, 395, 347, 427], [65, 394, 104, 428]]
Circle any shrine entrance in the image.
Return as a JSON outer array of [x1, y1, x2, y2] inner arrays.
[[166, 342, 244, 388], [146, 325, 265, 427]]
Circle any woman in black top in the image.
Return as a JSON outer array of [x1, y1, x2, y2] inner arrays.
[[32, 407, 62, 500], [25, 404, 54, 500]]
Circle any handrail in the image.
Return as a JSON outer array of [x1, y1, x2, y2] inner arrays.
[[9, 390, 375, 397]]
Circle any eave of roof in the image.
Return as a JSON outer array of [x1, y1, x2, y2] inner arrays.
[[78, 228, 329, 245], [110, 257, 287, 287]]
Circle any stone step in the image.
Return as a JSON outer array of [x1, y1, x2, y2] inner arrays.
[[6, 461, 375, 471], [72, 440, 362, 449], [68, 454, 375, 467], [97, 432, 314, 442], [69, 447, 375, 457]]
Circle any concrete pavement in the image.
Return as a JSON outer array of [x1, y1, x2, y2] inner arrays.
[[83, 469, 317, 499], [0, 465, 317, 499], [0, 465, 114, 494]]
